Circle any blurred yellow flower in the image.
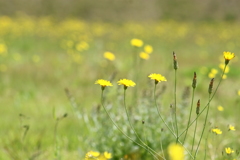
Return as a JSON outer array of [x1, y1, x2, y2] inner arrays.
[[148, 73, 167, 83], [223, 51, 235, 61], [85, 151, 100, 159], [208, 68, 218, 78], [139, 52, 149, 60], [118, 79, 136, 88], [222, 74, 227, 79], [229, 125, 235, 131], [95, 79, 113, 87], [237, 90, 240, 96], [104, 152, 112, 159], [144, 45, 153, 54], [104, 51, 115, 61], [0, 43, 7, 56], [217, 105, 224, 111], [212, 128, 222, 135], [130, 38, 143, 47], [168, 143, 184, 160], [225, 147, 234, 155]]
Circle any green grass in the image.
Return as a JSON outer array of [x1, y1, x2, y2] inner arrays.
[[0, 16, 240, 160]]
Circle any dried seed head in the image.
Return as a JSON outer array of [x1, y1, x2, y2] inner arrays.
[[196, 99, 200, 115], [173, 52, 178, 70], [192, 72, 197, 89], [208, 78, 214, 94]]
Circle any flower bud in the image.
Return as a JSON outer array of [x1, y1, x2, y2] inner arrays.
[[208, 78, 214, 94], [173, 52, 178, 70], [192, 72, 197, 89], [196, 99, 200, 115]]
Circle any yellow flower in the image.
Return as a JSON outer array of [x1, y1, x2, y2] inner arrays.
[[225, 147, 234, 155], [217, 105, 224, 111], [168, 143, 184, 160], [117, 79, 136, 88], [104, 152, 112, 159], [229, 125, 235, 131], [237, 90, 240, 96], [212, 128, 222, 135], [148, 73, 167, 84], [104, 51, 115, 61], [222, 74, 227, 79], [144, 45, 153, 54], [95, 79, 113, 90], [130, 38, 143, 47], [223, 51, 235, 65], [85, 151, 100, 159], [139, 52, 149, 60]]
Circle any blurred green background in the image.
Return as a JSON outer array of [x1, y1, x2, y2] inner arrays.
[[0, 1, 240, 160]]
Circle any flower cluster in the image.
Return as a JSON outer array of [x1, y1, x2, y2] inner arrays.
[[212, 128, 222, 135], [85, 151, 112, 160]]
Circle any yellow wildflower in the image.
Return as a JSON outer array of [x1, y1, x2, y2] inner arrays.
[[104, 51, 115, 61], [217, 106, 224, 111], [130, 38, 143, 47], [0, 43, 7, 56], [225, 147, 234, 155], [118, 79, 136, 89], [144, 45, 153, 54], [212, 128, 222, 135], [168, 143, 184, 160], [85, 151, 100, 159], [139, 52, 149, 60], [237, 90, 240, 96], [222, 74, 227, 79], [104, 152, 112, 159], [223, 51, 235, 65], [148, 73, 167, 84], [228, 125, 235, 131], [95, 79, 113, 90]]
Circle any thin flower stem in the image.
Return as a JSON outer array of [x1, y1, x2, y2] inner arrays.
[[174, 69, 179, 143], [183, 88, 196, 144], [179, 65, 227, 138], [194, 94, 211, 159], [153, 84, 176, 137], [191, 113, 199, 153], [100, 89, 161, 160], [122, 89, 164, 160]]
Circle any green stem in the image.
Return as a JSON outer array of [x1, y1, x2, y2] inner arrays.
[[174, 69, 179, 143], [194, 94, 211, 159], [179, 65, 227, 138], [101, 89, 161, 160], [123, 89, 163, 160], [191, 113, 199, 153], [153, 84, 176, 137], [183, 88, 196, 144]]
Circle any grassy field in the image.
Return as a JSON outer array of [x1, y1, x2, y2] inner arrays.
[[0, 15, 240, 160]]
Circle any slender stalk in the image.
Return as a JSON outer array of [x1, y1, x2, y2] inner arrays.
[[100, 89, 161, 160], [179, 65, 226, 138], [191, 113, 199, 153], [153, 84, 176, 137], [122, 89, 164, 160], [183, 88, 196, 144], [194, 94, 211, 159], [174, 69, 179, 143]]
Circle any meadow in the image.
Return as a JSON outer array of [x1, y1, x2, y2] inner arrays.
[[0, 15, 240, 160]]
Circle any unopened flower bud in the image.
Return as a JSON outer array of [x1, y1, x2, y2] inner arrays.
[[192, 72, 197, 89], [208, 78, 214, 94], [173, 52, 178, 70], [196, 99, 200, 115]]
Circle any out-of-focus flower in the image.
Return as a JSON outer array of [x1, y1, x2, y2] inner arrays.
[[225, 147, 234, 155], [208, 68, 218, 78], [104, 52, 115, 61], [103, 152, 112, 159], [228, 125, 235, 131], [168, 143, 184, 160], [85, 151, 100, 160], [144, 45, 153, 54], [217, 105, 224, 111], [212, 128, 222, 135], [130, 38, 143, 47], [219, 63, 230, 73], [139, 52, 149, 60], [0, 43, 7, 56]]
